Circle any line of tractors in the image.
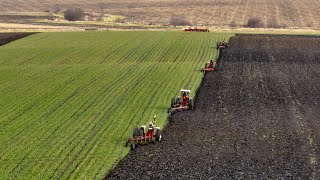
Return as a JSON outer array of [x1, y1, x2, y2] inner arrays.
[[125, 41, 228, 150], [184, 27, 209, 32]]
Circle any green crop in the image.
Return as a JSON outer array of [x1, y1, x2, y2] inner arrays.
[[0, 31, 233, 179]]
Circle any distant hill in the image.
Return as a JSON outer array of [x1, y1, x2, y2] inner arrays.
[[1, 0, 319, 29]]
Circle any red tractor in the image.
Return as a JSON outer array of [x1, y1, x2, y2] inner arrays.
[[217, 41, 228, 49], [169, 89, 194, 114], [201, 59, 216, 73], [126, 115, 162, 150]]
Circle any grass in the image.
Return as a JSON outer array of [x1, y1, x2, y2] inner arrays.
[[0, 31, 233, 179]]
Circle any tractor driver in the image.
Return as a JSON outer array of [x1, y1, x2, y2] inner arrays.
[[209, 59, 213, 67], [182, 92, 188, 105], [222, 41, 225, 46], [148, 115, 156, 130], [148, 122, 154, 130]]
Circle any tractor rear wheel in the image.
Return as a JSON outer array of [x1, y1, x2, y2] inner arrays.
[[155, 130, 162, 142], [175, 97, 180, 105], [139, 127, 145, 136], [133, 127, 140, 137], [171, 98, 175, 108], [189, 99, 194, 110]]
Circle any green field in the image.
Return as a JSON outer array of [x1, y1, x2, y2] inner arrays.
[[0, 31, 233, 179]]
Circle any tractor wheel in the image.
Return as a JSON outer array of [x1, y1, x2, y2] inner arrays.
[[175, 97, 180, 105], [171, 98, 175, 108], [133, 127, 140, 137], [131, 143, 136, 150], [189, 99, 194, 110], [155, 130, 162, 142], [139, 127, 145, 136]]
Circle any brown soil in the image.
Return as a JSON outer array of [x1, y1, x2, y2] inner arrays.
[[106, 34, 320, 179], [0, 33, 36, 46]]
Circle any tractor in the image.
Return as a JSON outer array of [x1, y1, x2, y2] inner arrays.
[[126, 115, 162, 150], [217, 41, 228, 49], [201, 59, 216, 73], [169, 89, 194, 114]]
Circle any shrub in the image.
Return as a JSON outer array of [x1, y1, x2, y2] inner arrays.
[[64, 8, 85, 21], [267, 18, 287, 29], [114, 18, 125, 23], [246, 17, 264, 28], [169, 15, 191, 26], [229, 20, 237, 28]]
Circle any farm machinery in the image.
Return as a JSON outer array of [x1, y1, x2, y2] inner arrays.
[[126, 115, 162, 150], [169, 89, 194, 114], [217, 41, 228, 49], [184, 27, 209, 32], [201, 59, 216, 73]]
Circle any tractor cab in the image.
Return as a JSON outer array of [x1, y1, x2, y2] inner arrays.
[[180, 89, 190, 97], [180, 89, 190, 105]]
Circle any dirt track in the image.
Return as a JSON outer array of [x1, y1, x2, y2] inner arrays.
[[106, 34, 320, 179]]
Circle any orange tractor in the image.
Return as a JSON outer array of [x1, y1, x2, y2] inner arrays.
[[169, 89, 194, 114], [126, 115, 162, 150], [201, 59, 216, 73]]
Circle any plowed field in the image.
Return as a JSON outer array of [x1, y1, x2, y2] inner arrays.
[[107, 34, 320, 179]]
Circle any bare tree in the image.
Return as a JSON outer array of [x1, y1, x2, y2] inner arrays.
[[98, 2, 107, 16], [52, 4, 61, 13]]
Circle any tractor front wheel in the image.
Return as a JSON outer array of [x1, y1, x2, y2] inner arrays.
[[155, 130, 162, 142], [189, 99, 194, 110]]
